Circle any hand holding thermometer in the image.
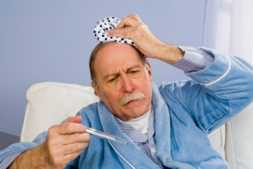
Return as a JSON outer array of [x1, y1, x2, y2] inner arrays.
[[85, 127, 128, 144], [75, 115, 127, 144]]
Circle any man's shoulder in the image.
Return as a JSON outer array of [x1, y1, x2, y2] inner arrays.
[[157, 79, 202, 103], [158, 80, 196, 94], [77, 102, 102, 127], [78, 102, 99, 117]]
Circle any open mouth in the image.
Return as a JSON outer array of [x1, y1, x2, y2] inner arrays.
[[120, 92, 145, 107], [124, 99, 143, 107]]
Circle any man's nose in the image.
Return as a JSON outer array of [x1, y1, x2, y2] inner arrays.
[[121, 74, 134, 93]]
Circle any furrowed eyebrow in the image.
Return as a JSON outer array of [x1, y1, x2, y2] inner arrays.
[[103, 65, 142, 80], [103, 73, 119, 81], [126, 65, 141, 72]]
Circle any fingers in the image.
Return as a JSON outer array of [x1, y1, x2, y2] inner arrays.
[[48, 149, 83, 168], [61, 152, 82, 165], [45, 116, 90, 168], [63, 115, 82, 124], [108, 14, 144, 38], [63, 133, 90, 145], [117, 14, 143, 28], [60, 141, 90, 165], [48, 122, 86, 136], [58, 122, 86, 135], [56, 115, 86, 134], [108, 26, 135, 39], [46, 128, 90, 168], [62, 142, 89, 156]]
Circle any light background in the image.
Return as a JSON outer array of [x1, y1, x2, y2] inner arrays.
[[0, 0, 207, 136]]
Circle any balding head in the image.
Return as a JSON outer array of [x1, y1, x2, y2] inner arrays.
[[89, 42, 147, 84]]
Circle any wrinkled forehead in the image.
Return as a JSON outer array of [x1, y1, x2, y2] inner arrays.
[[93, 42, 145, 76], [96, 42, 141, 59]]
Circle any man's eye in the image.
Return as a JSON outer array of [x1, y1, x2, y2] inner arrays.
[[129, 70, 140, 74], [107, 77, 116, 82]]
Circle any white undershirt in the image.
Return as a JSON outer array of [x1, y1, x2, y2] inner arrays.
[[117, 111, 151, 134]]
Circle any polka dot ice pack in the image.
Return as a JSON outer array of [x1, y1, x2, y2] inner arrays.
[[93, 16, 134, 45]]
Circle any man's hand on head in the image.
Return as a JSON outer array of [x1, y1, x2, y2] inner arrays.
[[8, 115, 90, 169], [108, 14, 184, 64]]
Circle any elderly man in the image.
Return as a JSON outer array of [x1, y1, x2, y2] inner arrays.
[[1, 15, 253, 169]]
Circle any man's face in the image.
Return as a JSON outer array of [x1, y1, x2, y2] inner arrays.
[[92, 43, 152, 121]]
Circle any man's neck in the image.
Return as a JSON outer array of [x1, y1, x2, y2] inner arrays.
[[117, 110, 151, 134]]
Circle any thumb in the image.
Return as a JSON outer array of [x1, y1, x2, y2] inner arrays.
[[63, 115, 82, 124], [107, 27, 134, 39]]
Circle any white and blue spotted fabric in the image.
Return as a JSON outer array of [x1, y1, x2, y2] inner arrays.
[[93, 16, 134, 45]]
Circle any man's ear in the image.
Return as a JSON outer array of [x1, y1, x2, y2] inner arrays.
[[91, 81, 99, 96], [144, 62, 152, 76]]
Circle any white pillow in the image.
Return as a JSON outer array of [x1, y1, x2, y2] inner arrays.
[[225, 102, 253, 169], [208, 125, 226, 159], [20, 82, 99, 142]]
